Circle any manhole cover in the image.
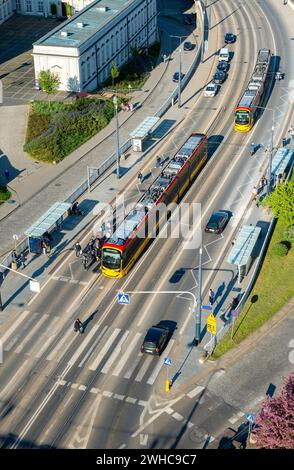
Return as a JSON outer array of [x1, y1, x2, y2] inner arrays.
[[55, 183, 61, 187], [7, 199, 16, 204]]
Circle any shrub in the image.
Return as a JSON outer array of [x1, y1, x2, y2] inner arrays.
[[272, 241, 290, 257], [25, 112, 50, 143]]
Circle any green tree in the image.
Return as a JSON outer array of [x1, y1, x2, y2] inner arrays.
[[38, 69, 60, 104], [260, 181, 294, 227], [110, 61, 120, 88]]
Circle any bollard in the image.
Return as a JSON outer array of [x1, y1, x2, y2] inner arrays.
[[165, 379, 172, 392]]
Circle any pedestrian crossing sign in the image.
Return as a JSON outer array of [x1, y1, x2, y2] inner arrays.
[[207, 313, 217, 335], [117, 293, 130, 305]]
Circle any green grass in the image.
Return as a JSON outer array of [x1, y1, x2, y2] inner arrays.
[[24, 97, 122, 163], [211, 174, 294, 360], [0, 185, 11, 204]]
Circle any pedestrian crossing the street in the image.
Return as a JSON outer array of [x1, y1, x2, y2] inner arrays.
[[0, 311, 175, 386]]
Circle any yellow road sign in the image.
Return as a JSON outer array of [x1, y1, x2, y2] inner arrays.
[[207, 313, 217, 335]]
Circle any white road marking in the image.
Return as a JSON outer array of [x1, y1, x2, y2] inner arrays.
[[33, 316, 61, 358], [228, 415, 239, 424], [88, 328, 121, 371], [126, 397, 137, 404], [14, 314, 49, 354], [140, 434, 149, 446], [114, 394, 125, 401], [102, 391, 113, 398], [123, 352, 143, 379], [119, 443, 126, 449], [79, 385, 87, 391], [101, 330, 129, 374], [112, 332, 142, 377], [0, 310, 30, 346], [173, 412, 184, 421], [68, 393, 103, 449], [90, 387, 99, 394], [46, 327, 74, 362], [78, 326, 108, 368], [146, 340, 175, 385], [135, 355, 153, 382], [138, 400, 147, 407], [71, 383, 78, 389], [187, 385, 205, 399], [68, 324, 100, 366], [0, 359, 29, 400]]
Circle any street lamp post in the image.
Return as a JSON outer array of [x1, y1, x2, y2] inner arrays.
[[113, 95, 120, 179], [170, 35, 188, 109], [253, 106, 275, 195], [195, 246, 203, 345], [178, 48, 182, 108]]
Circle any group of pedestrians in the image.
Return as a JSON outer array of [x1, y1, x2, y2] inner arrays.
[[75, 236, 103, 270]]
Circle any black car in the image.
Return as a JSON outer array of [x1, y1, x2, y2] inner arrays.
[[217, 61, 230, 72], [213, 70, 227, 84], [172, 72, 184, 82], [141, 324, 170, 355], [205, 211, 229, 234], [183, 41, 193, 51], [224, 33, 236, 44]]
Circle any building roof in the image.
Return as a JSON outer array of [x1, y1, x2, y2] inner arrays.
[[35, 0, 135, 49], [25, 202, 71, 238], [130, 116, 160, 139], [227, 225, 261, 267], [271, 147, 294, 178]]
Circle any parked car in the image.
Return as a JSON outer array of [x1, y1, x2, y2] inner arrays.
[[217, 60, 230, 72], [224, 33, 236, 44], [183, 41, 194, 51], [141, 324, 170, 355], [173, 72, 184, 82], [205, 211, 229, 233], [213, 70, 227, 84], [204, 82, 218, 97]]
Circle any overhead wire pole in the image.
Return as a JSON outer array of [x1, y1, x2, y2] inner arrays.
[[253, 105, 275, 195], [170, 34, 189, 109], [195, 246, 203, 345], [113, 95, 120, 179]]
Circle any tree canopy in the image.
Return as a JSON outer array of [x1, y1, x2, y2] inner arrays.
[[260, 181, 294, 227], [110, 61, 120, 87], [253, 372, 294, 448], [38, 69, 60, 96]]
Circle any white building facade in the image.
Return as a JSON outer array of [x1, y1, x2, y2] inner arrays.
[[33, 0, 157, 92], [0, 0, 14, 24]]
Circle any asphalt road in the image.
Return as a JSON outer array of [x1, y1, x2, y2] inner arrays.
[[0, 0, 293, 450]]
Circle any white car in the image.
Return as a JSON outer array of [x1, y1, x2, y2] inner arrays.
[[204, 82, 218, 97]]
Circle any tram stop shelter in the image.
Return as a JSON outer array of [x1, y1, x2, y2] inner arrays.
[[25, 201, 71, 254], [227, 225, 261, 283], [130, 116, 160, 152], [271, 147, 294, 185]]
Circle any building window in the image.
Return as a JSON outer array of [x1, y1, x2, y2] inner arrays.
[[38, 1, 44, 12], [87, 61, 91, 80], [26, 0, 32, 12], [16, 0, 21, 11]]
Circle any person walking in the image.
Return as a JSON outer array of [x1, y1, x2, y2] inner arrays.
[[75, 242, 82, 257], [209, 288, 215, 306], [19, 252, 26, 269], [156, 156, 162, 168], [251, 186, 258, 202], [138, 171, 143, 184]]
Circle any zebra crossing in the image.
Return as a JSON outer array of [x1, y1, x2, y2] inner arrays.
[[1, 311, 175, 386]]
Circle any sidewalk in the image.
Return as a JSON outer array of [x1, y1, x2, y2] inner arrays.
[[0, 7, 200, 254]]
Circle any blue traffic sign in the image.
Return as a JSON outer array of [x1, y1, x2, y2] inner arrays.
[[201, 305, 212, 310], [245, 413, 254, 424], [164, 357, 172, 366], [117, 293, 130, 305]]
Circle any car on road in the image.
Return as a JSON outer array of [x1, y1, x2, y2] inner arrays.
[[213, 70, 227, 84], [217, 60, 230, 72], [205, 211, 229, 233], [204, 82, 218, 97], [141, 324, 170, 355], [224, 33, 236, 44], [172, 72, 184, 82], [183, 41, 194, 51]]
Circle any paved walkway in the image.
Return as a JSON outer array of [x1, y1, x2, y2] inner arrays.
[[0, 5, 200, 254]]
